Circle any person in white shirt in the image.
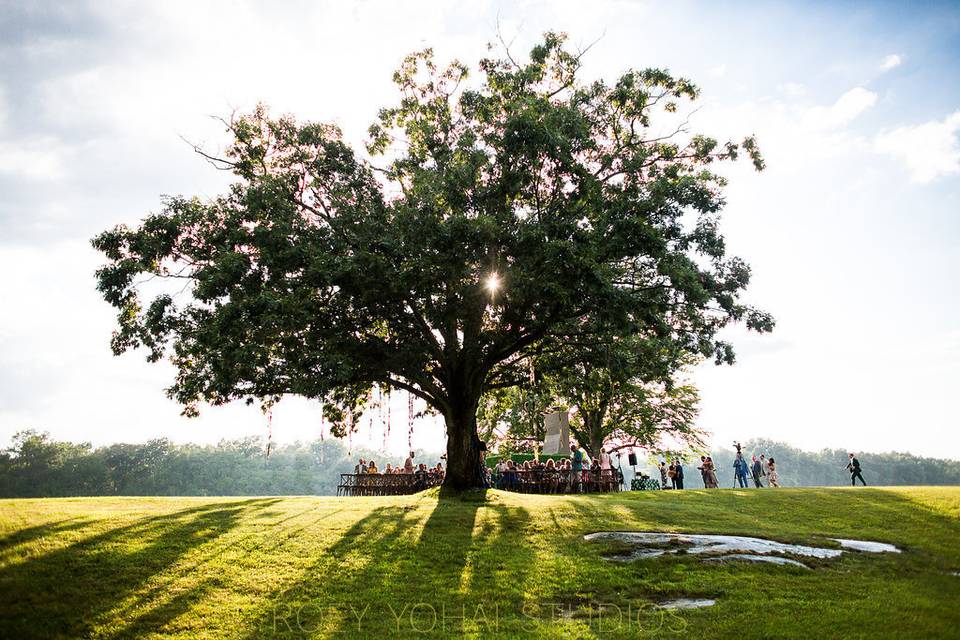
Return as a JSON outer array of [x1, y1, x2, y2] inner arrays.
[[599, 448, 613, 479]]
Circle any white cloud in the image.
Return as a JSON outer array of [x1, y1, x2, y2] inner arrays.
[[695, 86, 878, 177], [874, 110, 960, 183], [880, 53, 902, 71], [803, 87, 877, 130], [0, 138, 66, 179], [777, 82, 805, 97], [710, 63, 727, 77]]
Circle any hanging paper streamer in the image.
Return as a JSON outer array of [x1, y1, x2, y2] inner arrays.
[[265, 409, 274, 458], [319, 404, 325, 465], [385, 388, 391, 440], [407, 391, 415, 451], [346, 404, 358, 458], [379, 387, 388, 452]]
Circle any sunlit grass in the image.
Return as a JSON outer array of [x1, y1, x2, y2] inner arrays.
[[0, 487, 958, 638]]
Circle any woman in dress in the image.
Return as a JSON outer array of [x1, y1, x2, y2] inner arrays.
[[600, 448, 613, 480], [766, 457, 781, 488], [705, 457, 719, 488]]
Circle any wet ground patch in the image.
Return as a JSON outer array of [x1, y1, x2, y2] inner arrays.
[[585, 531, 900, 569]]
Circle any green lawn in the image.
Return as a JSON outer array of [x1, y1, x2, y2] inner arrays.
[[1, 487, 958, 638]]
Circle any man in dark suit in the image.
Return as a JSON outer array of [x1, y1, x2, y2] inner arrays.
[[847, 453, 866, 486], [673, 459, 684, 490], [751, 455, 765, 487]]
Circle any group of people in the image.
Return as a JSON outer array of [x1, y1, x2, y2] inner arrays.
[[659, 446, 867, 489], [652, 446, 781, 490], [338, 451, 445, 496], [728, 451, 780, 488], [490, 444, 622, 493], [349, 446, 870, 492], [657, 458, 688, 489], [353, 451, 446, 480]]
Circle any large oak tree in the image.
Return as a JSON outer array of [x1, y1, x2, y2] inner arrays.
[[93, 33, 772, 490]]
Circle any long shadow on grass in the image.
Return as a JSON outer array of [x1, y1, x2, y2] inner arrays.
[[241, 490, 535, 638], [0, 498, 280, 639], [98, 502, 328, 639], [239, 502, 424, 638], [0, 518, 96, 558]]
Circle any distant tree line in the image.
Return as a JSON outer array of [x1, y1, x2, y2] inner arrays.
[[0, 430, 412, 498], [1, 431, 957, 498]]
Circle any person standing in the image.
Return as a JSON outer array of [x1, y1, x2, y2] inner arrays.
[[673, 459, 685, 490], [403, 451, 415, 474], [505, 460, 519, 489], [570, 444, 585, 492], [706, 457, 719, 488], [580, 449, 593, 488], [697, 456, 708, 488], [659, 461, 670, 489], [494, 458, 509, 489], [767, 457, 781, 487], [733, 453, 749, 488], [751, 455, 765, 488], [599, 448, 613, 491], [599, 448, 613, 479], [847, 453, 867, 486]]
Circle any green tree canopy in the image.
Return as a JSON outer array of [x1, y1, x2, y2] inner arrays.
[[92, 32, 771, 489], [477, 337, 703, 459], [550, 341, 703, 459]]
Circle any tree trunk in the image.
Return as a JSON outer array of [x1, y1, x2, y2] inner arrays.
[[442, 401, 487, 491], [583, 410, 607, 460], [589, 431, 605, 462]]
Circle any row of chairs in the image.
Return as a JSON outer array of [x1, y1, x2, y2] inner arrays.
[[493, 469, 623, 494], [336, 472, 443, 496]]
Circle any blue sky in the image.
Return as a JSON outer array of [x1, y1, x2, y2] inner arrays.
[[1, 0, 958, 458]]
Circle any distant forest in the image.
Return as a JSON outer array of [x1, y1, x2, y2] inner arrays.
[[1, 430, 958, 498]]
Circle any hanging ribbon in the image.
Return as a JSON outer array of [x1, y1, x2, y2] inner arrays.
[[385, 388, 392, 439], [319, 404, 325, 464], [407, 391, 415, 451], [265, 409, 274, 458], [380, 387, 388, 452]]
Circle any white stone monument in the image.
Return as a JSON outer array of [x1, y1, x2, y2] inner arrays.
[[541, 408, 570, 455]]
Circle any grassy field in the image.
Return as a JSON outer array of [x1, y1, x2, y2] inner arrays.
[[0, 487, 958, 639]]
